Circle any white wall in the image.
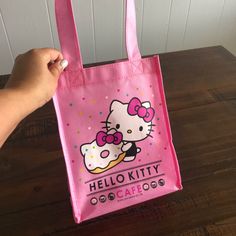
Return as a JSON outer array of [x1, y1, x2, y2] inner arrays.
[[0, 0, 236, 75]]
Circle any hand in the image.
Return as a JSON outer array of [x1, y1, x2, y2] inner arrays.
[[5, 48, 68, 113], [0, 48, 68, 148]]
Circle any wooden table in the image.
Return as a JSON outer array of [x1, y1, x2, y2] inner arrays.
[[0, 46, 235, 236]]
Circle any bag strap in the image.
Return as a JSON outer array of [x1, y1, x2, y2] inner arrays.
[[125, 0, 141, 62], [55, 0, 141, 71]]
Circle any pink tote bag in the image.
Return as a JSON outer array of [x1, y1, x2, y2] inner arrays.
[[53, 0, 182, 223]]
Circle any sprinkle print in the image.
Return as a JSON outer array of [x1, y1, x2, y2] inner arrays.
[[164, 147, 167, 150], [88, 126, 92, 130], [89, 115, 92, 119], [74, 145, 78, 149], [126, 93, 129, 97], [79, 111, 83, 116], [72, 160, 75, 163], [139, 92, 144, 96], [90, 99, 96, 104], [77, 130, 80, 134], [117, 89, 120, 92], [66, 123, 70, 126], [82, 97, 85, 101], [150, 85, 152, 88], [99, 112, 103, 115], [69, 103, 73, 106], [105, 96, 108, 99]]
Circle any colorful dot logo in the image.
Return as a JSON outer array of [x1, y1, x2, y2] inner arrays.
[[90, 197, 98, 205], [143, 183, 149, 191], [108, 193, 115, 201], [151, 181, 157, 189], [158, 179, 165, 186], [99, 195, 106, 203]]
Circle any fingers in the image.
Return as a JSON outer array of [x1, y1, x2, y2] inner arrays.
[[27, 48, 64, 62], [41, 48, 63, 62], [15, 54, 23, 62], [49, 59, 68, 78], [24, 48, 68, 78]]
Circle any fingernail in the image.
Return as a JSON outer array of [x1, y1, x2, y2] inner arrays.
[[60, 59, 68, 70]]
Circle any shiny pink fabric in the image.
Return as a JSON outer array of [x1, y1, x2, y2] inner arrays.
[[53, 0, 182, 223]]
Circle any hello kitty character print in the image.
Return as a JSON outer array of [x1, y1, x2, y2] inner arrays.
[[80, 97, 155, 174]]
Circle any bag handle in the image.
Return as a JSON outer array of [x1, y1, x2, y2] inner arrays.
[[55, 0, 141, 71]]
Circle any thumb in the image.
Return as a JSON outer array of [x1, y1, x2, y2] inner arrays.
[[49, 59, 68, 78]]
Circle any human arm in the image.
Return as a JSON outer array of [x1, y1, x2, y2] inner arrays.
[[0, 48, 68, 148]]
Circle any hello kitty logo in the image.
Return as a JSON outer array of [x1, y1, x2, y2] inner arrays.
[[80, 97, 155, 174]]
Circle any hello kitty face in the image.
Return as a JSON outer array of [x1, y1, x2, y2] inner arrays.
[[105, 97, 155, 142]]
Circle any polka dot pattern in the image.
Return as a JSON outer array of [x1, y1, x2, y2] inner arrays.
[[65, 83, 165, 172]]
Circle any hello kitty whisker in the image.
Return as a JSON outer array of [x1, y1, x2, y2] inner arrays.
[[101, 121, 111, 124], [147, 134, 153, 138], [148, 124, 156, 127], [102, 126, 110, 129], [148, 129, 155, 132]]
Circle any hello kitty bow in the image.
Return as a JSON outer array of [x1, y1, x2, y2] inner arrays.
[[127, 97, 155, 122], [96, 131, 123, 147]]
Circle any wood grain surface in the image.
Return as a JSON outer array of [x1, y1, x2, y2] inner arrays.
[[0, 46, 235, 236]]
